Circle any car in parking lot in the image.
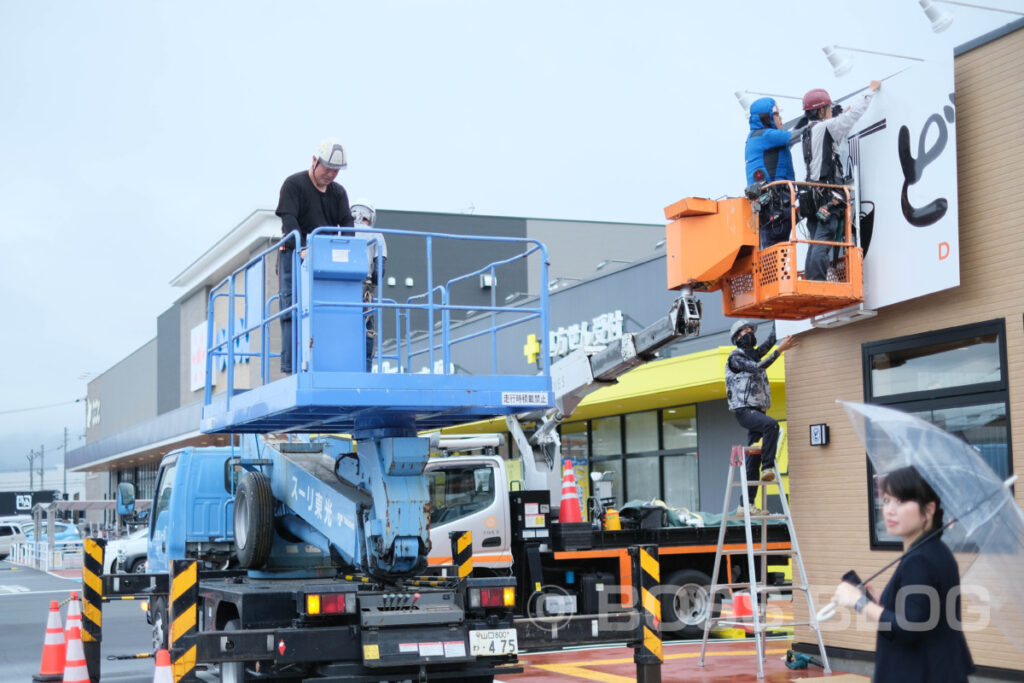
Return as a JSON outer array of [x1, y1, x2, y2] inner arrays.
[[0, 522, 28, 559], [20, 520, 84, 545], [105, 527, 148, 574]]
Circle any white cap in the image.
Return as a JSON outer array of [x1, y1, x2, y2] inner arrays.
[[315, 138, 347, 169]]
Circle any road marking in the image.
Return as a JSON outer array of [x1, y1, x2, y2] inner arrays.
[[0, 588, 78, 597], [529, 647, 791, 681]]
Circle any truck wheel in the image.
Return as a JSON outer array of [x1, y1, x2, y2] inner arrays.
[[661, 569, 721, 639], [152, 596, 168, 651], [234, 471, 274, 569]]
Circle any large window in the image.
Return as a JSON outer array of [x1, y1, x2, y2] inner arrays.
[[863, 320, 1011, 548], [564, 404, 699, 511]]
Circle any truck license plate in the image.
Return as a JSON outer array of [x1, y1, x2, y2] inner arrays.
[[468, 629, 518, 656]]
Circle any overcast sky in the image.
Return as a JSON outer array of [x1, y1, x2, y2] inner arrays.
[[0, 0, 1017, 471]]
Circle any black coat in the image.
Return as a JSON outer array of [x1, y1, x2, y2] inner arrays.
[[873, 534, 974, 683]]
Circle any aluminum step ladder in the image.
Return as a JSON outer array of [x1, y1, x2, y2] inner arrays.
[[698, 444, 830, 678]]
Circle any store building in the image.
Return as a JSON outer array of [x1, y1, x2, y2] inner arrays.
[[785, 19, 1024, 677], [68, 207, 784, 524]]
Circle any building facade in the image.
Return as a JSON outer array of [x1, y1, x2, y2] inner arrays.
[[786, 20, 1024, 676]]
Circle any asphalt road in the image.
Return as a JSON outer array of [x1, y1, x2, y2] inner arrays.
[[0, 559, 217, 682]]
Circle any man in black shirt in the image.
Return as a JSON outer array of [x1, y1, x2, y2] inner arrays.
[[275, 138, 354, 373]]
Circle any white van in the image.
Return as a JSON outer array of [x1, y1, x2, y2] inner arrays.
[[0, 522, 27, 559]]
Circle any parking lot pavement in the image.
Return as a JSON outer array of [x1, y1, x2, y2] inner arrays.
[[504, 638, 854, 682], [0, 559, 159, 682]]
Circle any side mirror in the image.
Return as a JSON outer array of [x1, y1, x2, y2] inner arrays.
[[116, 482, 136, 515]]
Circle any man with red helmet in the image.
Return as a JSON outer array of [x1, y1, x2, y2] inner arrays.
[[801, 80, 881, 280]]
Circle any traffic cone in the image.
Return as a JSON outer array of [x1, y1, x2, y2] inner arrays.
[[558, 459, 583, 523], [152, 649, 172, 683], [32, 600, 65, 682], [64, 591, 82, 645], [733, 591, 754, 634], [61, 627, 89, 683]]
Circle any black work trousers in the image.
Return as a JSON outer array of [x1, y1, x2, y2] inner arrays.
[[278, 251, 295, 374], [733, 407, 780, 506]]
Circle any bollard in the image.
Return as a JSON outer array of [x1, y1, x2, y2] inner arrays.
[[169, 560, 200, 682], [631, 544, 663, 683], [81, 538, 105, 683]]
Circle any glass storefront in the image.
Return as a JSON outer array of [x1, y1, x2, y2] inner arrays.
[[564, 404, 700, 511]]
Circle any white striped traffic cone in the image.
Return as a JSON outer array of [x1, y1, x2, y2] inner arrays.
[[64, 591, 82, 645], [32, 600, 65, 682], [61, 626, 89, 683], [152, 649, 172, 683]]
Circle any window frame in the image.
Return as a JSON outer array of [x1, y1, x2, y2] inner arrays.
[[861, 318, 1012, 550]]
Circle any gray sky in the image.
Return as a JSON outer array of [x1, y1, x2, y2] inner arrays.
[[0, 0, 1016, 471]]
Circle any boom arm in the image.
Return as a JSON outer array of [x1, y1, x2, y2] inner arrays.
[[513, 290, 701, 491]]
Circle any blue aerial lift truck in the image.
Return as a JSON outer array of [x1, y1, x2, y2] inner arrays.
[[94, 226, 554, 682]]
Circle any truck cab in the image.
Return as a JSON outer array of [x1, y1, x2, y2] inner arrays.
[[426, 455, 513, 571]]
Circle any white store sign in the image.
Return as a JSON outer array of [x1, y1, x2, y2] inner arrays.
[[779, 59, 959, 335]]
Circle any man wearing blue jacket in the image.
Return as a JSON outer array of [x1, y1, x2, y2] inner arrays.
[[745, 98, 801, 248]]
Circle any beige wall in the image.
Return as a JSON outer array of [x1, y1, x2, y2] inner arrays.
[[787, 28, 1024, 671]]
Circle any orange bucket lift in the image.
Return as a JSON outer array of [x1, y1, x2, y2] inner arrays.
[[664, 181, 864, 321]]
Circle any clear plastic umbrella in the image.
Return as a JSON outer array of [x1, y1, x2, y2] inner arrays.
[[823, 401, 1024, 654]]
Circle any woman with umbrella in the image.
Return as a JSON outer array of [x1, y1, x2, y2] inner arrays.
[[830, 465, 974, 682]]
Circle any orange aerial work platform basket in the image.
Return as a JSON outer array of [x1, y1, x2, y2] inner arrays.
[[663, 181, 864, 321]]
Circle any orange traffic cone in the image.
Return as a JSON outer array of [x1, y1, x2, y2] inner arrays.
[[65, 591, 82, 645], [152, 649, 172, 683], [558, 459, 583, 524], [32, 600, 65, 682], [733, 591, 754, 634], [61, 626, 89, 683]]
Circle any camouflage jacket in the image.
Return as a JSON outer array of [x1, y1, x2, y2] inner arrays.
[[725, 330, 781, 411]]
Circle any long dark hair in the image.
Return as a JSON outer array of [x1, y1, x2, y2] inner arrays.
[[881, 466, 945, 538]]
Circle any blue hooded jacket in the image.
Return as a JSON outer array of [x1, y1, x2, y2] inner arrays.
[[744, 97, 795, 185]]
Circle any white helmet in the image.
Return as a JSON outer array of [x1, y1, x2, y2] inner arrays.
[[350, 199, 376, 227], [730, 319, 753, 343], [315, 138, 347, 170]]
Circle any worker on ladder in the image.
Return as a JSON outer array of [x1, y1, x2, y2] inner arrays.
[[800, 80, 880, 280], [724, 320, 796, 512]]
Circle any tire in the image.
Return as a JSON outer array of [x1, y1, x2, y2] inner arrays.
[[234, 471, 274, 569], [661, 569, 722, 639], [129, 558, 147, 574], [151, 596, 168, 651], [220, 619, 249, 683]]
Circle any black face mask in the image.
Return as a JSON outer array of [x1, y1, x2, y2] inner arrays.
[[736, 332, 756, 349]]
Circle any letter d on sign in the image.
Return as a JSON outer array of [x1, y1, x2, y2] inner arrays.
[[938, 242, 950, 260]]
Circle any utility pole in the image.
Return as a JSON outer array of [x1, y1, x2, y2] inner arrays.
[[39, 443, 45, 490], [27, 450, 35, 490]]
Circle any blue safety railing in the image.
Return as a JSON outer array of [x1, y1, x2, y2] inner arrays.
[[203, 226, 550, 415]]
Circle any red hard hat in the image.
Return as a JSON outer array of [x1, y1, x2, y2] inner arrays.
[[803, 88, 833, 111]]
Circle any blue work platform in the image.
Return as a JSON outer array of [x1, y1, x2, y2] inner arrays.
[[201, 227, 552, 434]]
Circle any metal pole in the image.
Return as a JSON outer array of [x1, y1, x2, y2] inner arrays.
[[63, 428, 68, 499]]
